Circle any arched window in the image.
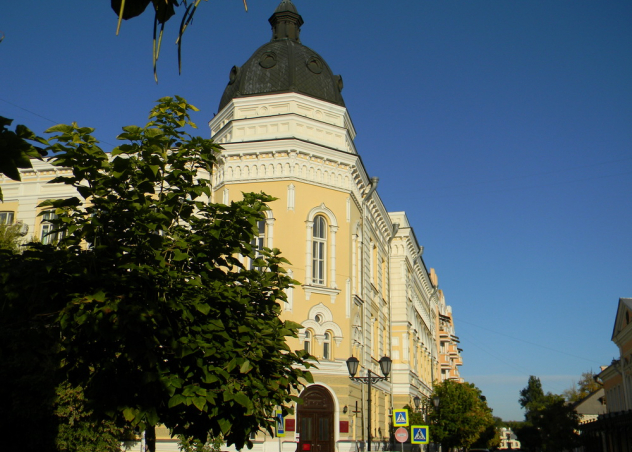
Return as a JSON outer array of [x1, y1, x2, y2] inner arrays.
[[323, 331, 332, 360], [303, 330, 312, 354], [312, 215, 327, 285]]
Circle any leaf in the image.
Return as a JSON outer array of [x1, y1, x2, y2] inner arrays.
[[45, 124, 74, 134], [192, 396, 206, 411], [196, 303, 210, 315], [233, 392, 252, 410], [123, 407, 136, 422], [239, 360, 252, 374]]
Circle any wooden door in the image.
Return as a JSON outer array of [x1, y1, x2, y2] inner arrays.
[[297, 385, 334, 452]]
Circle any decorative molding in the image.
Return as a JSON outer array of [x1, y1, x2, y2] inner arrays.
[[300, 303, 343, 346], [302, 284, 340, 304]]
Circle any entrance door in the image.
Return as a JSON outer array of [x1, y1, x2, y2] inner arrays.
[[297, 385, 334, 452]]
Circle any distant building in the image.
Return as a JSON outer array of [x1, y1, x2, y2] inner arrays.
[[498, 427, 520, 450], [573, 388, 606, 424]]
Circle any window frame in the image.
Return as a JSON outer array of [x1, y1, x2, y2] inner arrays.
[[40, 210, 66, 245], [303, 330, 312, 354], [323, 331, 332, 360], [312, 215, 327, 285], [249, 219, 266, 270], [0, 211, 15, 225]]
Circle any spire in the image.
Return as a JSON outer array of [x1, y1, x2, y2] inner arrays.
[[269, 0, 304, 42]]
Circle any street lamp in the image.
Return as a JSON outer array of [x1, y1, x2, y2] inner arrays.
[[413, 396, 422, 412], [432, 396, 440, 452], [346, 356, 392, 452]]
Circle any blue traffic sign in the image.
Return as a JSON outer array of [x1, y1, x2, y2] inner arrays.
[[411, 426, 429, 444], [276, 410, 285, 437], [392, 409, 409, 426]]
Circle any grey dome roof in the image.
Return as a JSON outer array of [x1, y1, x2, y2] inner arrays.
[[218, 0, 344, 112]]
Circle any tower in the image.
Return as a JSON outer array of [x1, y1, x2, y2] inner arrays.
[[209, 2, 397, 451]]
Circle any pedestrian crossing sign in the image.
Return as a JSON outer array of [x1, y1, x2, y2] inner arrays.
[[276, 410, 285, 437], [411, 426, 429, 444], [392, 409, 409, 426]]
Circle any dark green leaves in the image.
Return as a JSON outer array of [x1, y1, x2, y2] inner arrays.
[[0, 116, 48, 200], [1, 97, 311, 449]]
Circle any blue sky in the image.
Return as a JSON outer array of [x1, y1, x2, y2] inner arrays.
[[2, 1, 631, 421]]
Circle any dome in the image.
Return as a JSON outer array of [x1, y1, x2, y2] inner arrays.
[[218, 0, 345, 112]]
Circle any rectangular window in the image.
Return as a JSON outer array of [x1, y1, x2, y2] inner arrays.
[[318, 417, 329, 441], [0, 212, 14, 225], [312, 241, 325, 285], [249, 220, 266, 270], [301, 418, 313, 441], [40, 211, 65, 245]]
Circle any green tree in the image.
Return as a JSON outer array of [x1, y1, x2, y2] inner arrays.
[[563, 371, 601, 402], [514, 424, 540, 452], [471, 422, 501, 450], [518, 376, 546, 424], [178, 434, 223, 452], [427, 380, 494, 450], [55, 383, 133, 452], [534, 395, 580, 451], [0, 96, 313, 451], [516, 377, 581, 452], [0, 222, 25, 252]]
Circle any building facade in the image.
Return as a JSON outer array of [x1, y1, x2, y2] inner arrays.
[[208, 2, 462, 452], [0, 2, 463, 451], [580, 298, 632, 452]]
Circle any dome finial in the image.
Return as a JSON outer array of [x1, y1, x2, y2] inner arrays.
[[269, 0, 304, 42]]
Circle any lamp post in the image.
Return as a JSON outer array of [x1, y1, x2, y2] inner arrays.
[[346, 356, 392, 452], [432, 396, 440, 452], [413, 395, 425, 425], [413, 396, 422, 412]]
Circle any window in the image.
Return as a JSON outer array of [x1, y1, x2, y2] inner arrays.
[[369, 240, 376, 283], [249, 219, 266, 270], [323, 331, 332, 360], [303, 330, 312, 354], [0, 212, 14, 225], [41, 211, 65, 245], [312, 215, 327, 285]]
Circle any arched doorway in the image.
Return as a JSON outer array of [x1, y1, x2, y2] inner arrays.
[[297, 385, 335, 452]]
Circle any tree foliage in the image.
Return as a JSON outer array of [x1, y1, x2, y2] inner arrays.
[[0, 96, 313, 450], [55, 383, 133, 452], [427, 380, 495, 450], [518, 376, 545, 424], [516, 376, 580, 452], [0, 115, 47, 201], [111, 0, 248, 80], [0, 222, 25, 252], [563, 371, 601, 402]]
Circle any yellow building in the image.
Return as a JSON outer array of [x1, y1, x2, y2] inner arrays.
[[0, 1, 464, 451], [207, 2, 462, 452]]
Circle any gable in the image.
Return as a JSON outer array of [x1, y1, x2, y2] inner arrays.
[[573, 388, 606, 416], [611, 298, 632, 344]]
